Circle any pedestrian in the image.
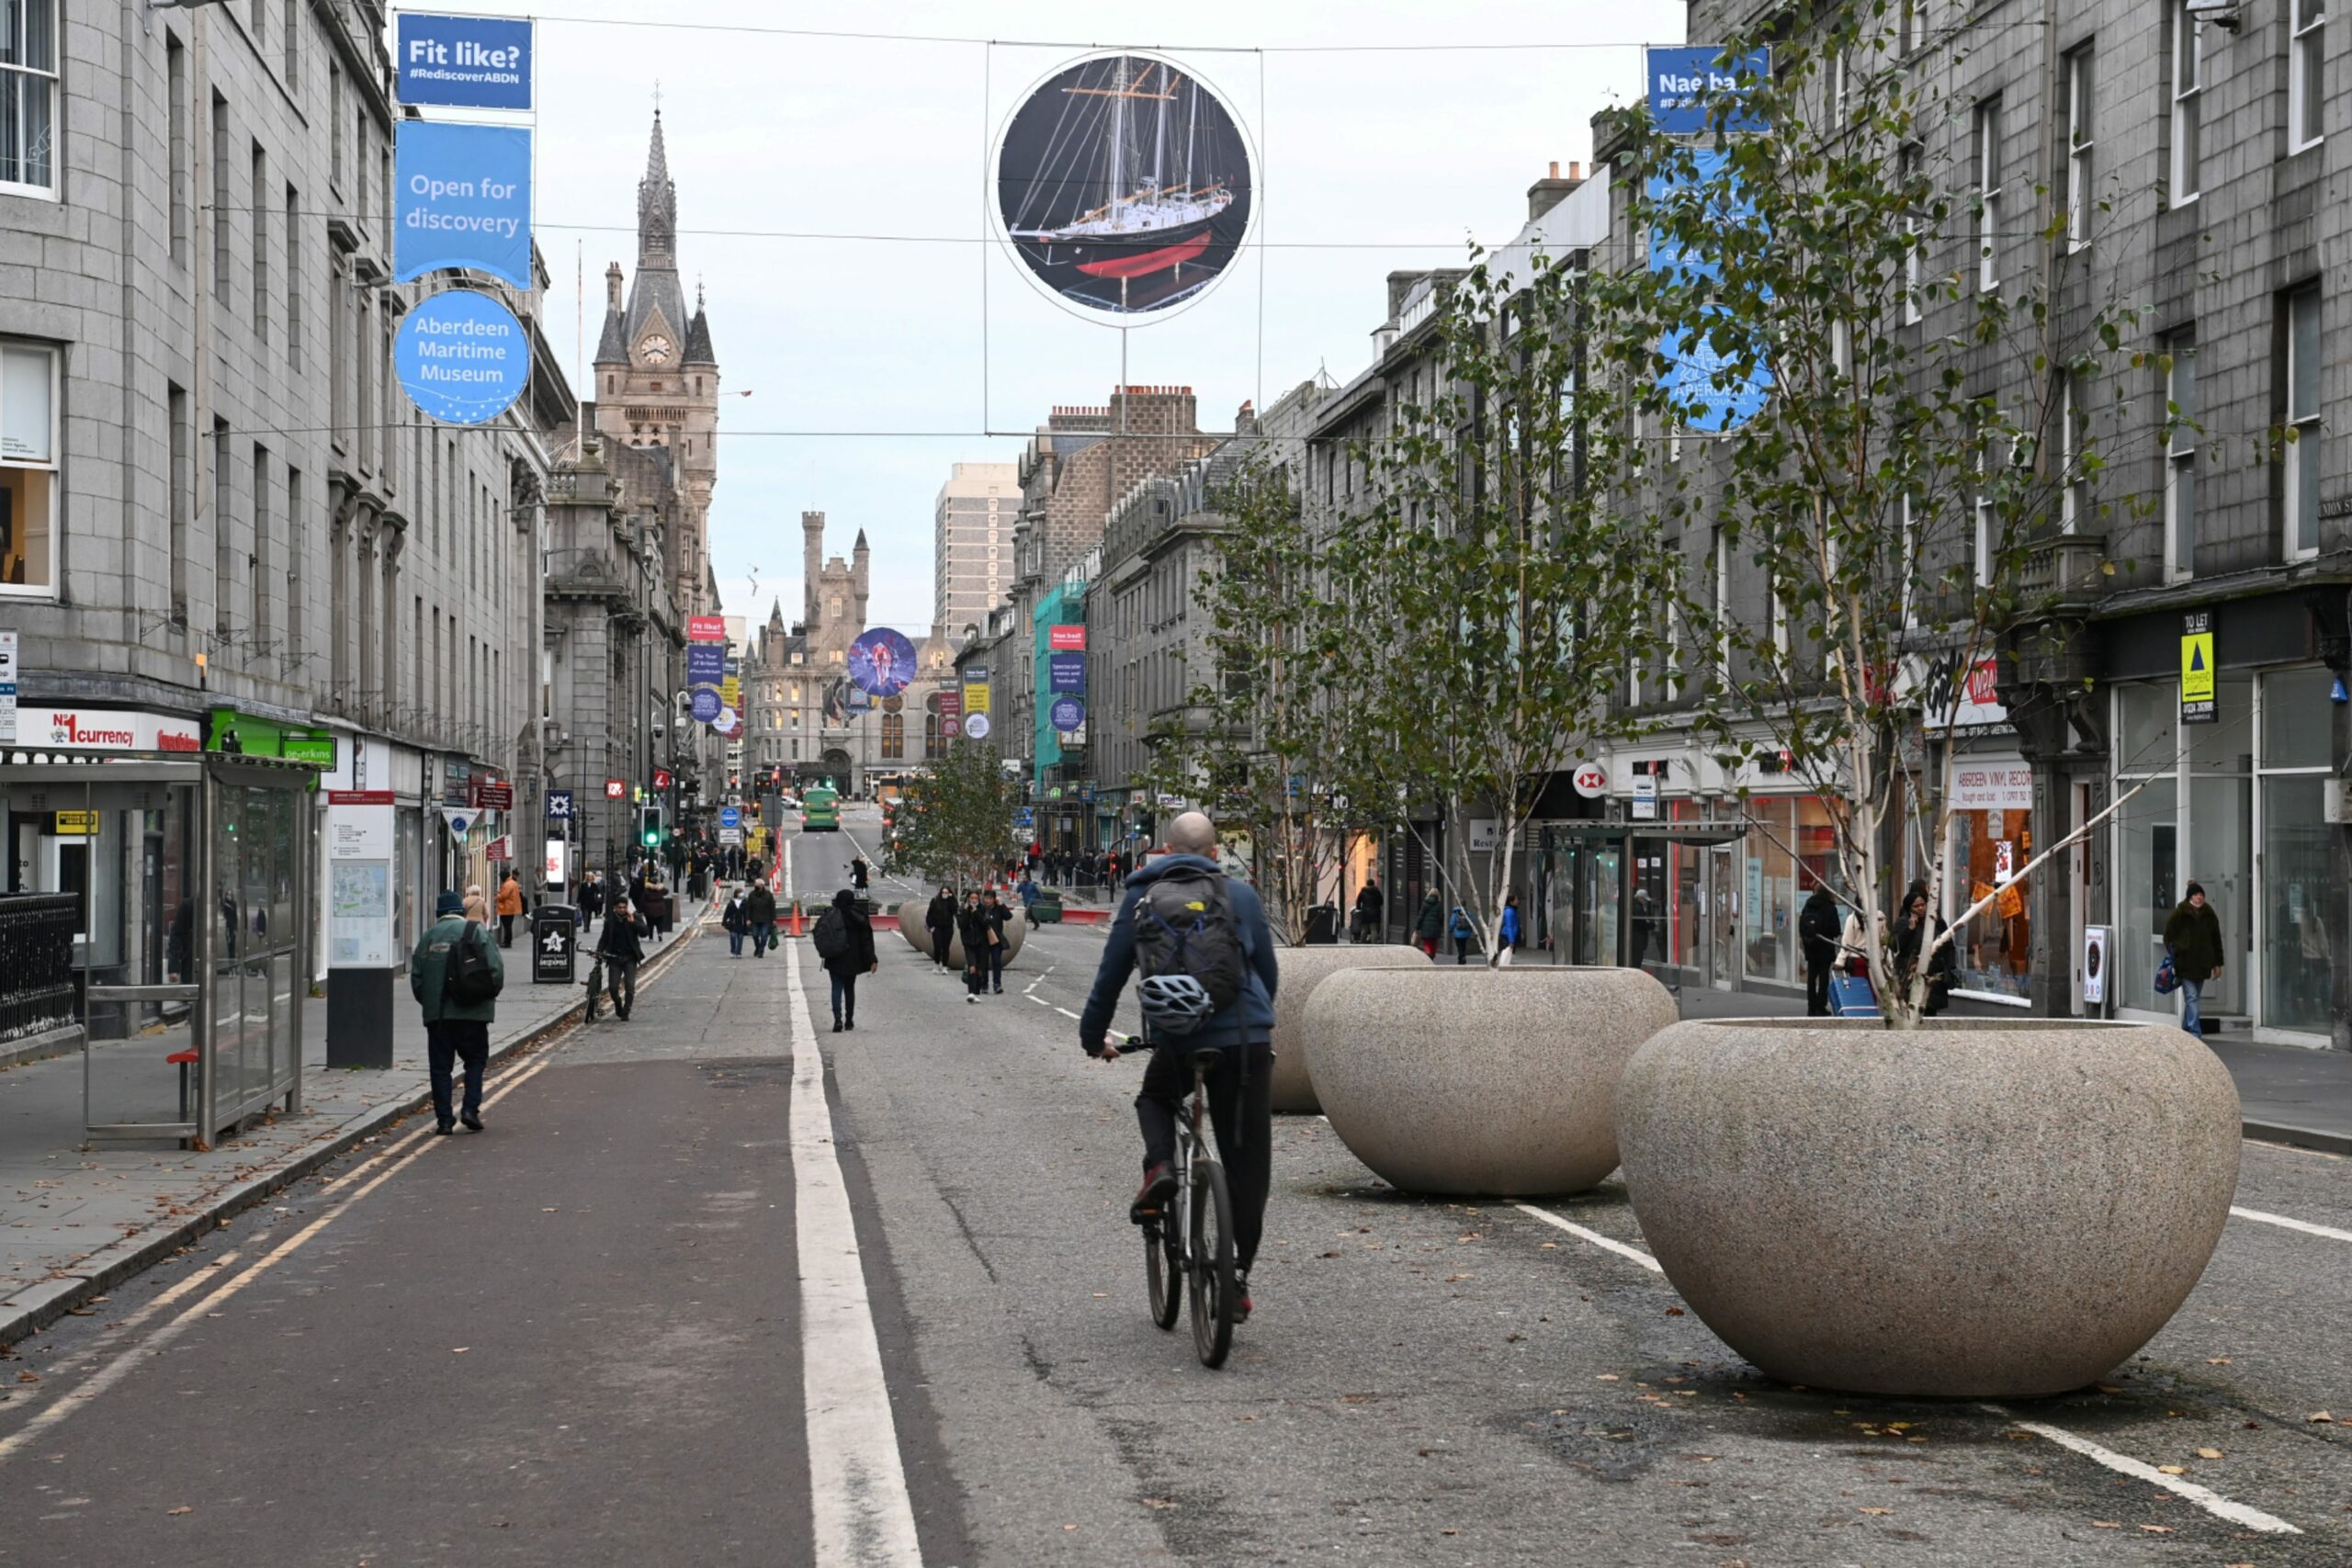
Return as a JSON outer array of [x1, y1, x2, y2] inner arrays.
[[409, 888, 503, 1134], [462, 882, 490, 926], [1448, 902, 1476, 965], [1415, 890, 1444, 957], [1018, 871, 1038, 909], [743, 879, 777, 959], [849, 855, 869, 893], [722, 884, 748, 957], [1892, 886, 1955, 1016], [495, 870, 525, 948], [814, 888, 879, 1032], [1351, 877, 1385, 943], [576, 870, 605, 928], [982, 888, 1012, 994], [925, 886, 957, 974], [1799, 879, 1842, 1017], [1498, 892, 1522, 966], [2164, 880, 2225, 1039], [956, 891, 992, 1003], [594, 894, 648, 1021]]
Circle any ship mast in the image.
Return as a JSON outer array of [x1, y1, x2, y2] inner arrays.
[[1184, 77, 1198, 195], [1105, 60, 1126, 220], [1151, 63, 1169, 196]]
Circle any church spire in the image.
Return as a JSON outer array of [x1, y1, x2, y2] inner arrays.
[[639, 110, 677, 268]]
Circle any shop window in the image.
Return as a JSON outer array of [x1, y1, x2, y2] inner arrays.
[[2262, 776, 2331, 1032], [1949, 762, 2033, 1002], [0, 339, 58, 593]]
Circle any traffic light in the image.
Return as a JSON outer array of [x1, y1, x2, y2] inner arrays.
[[640, 805, 665, 847]]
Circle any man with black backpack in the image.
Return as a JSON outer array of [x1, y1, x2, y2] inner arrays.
[[1080, 811, 1280, 1322], [409, 889, 506, 1135]]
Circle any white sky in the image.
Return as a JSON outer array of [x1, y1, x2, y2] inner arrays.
[[424, 1, 1688, 632]]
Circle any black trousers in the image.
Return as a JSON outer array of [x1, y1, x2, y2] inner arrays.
[[498, 913, 515, 946], [426, 1019, 489, 1125], [1805, 955, 1834, 1017], [1136, 1041, 1274, 1273], [829, 969, 858, 1023], [986, 942, 1005, 990], [605, 959, 638, 1018]]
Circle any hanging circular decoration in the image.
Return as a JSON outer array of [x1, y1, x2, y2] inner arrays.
[[994, 51, 1255, 321], [849, 627, 918, 696]]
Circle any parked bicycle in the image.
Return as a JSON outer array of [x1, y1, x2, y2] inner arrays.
[[1114, 1032, 1241, 1368]]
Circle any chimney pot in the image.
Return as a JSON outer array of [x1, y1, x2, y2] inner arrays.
[[1549, 160, 1560, 177]]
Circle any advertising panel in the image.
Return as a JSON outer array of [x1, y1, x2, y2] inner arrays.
[[850, 627, 918, 696], [1645, 45, 1770, 134], [1048, 625, 1087, 651], [394, 289, 529, 426], [1047, 651, 1086, 694], [396, 14, 533, 110], [394, 121, 532, 288]]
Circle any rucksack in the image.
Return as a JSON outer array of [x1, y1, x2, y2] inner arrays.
[[1132, 869, 1248, 1019], [811, 908, 851, 962], [445, 922, 503, 1007]]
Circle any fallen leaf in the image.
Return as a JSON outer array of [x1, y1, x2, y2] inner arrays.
[[1665, 1307, 1686, 1317], [2197, 1448, 2222, 1460], [2206, 1356, 2233, 1365], [1141, 1497, 1178, 1510], [2139, 1524, 2173, 1534], [2308, 1412, 2335, 1424], [2157, 1465, 2187, 1475], [1597, 1374, 1619, 1382], [167, 1506, 193, 1516], [1858, 1506, 1893, 1516], [2095, 1384, 2122, 1395], [2090, 1520, 2120, 1529], [451, 1347, 469, 1355]]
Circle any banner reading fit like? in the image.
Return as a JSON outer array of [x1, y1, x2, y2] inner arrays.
[[395, 121, 532, 289]]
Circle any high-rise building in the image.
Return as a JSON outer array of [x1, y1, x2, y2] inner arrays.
[[935, 462, 1018, 642]]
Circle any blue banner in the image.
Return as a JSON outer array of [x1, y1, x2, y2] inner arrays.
[[690, 688, 721, 724], [1647, 151, 1771, 433], [1645, 46, 1770, 135], [1047, 651, 1086, 694], [1050, 697, 1086, 733], [397, 14, 534, 111], [394, 289, 529, 426], [687, 645, 725, 686], [395, 121, 532, 288]]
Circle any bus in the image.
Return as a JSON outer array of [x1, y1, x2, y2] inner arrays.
[[802, 784, 841, 832]]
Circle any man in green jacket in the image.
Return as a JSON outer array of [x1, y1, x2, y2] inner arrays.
[[410, 889, 504, 1134], [2163, 880, 2224, 1039]]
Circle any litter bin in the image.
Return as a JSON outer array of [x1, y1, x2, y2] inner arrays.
[[1029, 889, 1064, 925], [531, 905, 578, 984], [1303, 903, 1339, 944]]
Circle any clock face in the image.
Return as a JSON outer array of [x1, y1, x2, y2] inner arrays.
[[639, 334, 673, 365]]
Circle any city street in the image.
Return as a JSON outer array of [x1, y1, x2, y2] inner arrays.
[[0, 807, 2343, 1565]]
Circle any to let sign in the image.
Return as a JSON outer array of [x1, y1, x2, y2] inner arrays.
[[2180, 612, 2217, 725]]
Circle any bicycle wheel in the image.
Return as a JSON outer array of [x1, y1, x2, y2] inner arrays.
[[1144, 1214, 1182, 1331], [1188, 1159, 1238, 1368]]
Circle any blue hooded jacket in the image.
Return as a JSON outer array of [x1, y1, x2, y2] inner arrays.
[[1080, 854, 1280, 1052]]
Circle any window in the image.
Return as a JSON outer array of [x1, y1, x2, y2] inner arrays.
[[251, 144, 269, 342], [1973, 97, 2002, 292], [0, 0, 56, 196], [2170, 3, 2203, 203], [251, 445, 270, 647], [282, 0, 299, 81], [1900, 0, 1930, 57], [212, 420, 234, 640], [1899, 494, 1922, 627], [2064, 45, 2094, 251], [2165, 337, 2198, 581], [287, 466, 303, 659], [168, 382, 189, 621], [2285, 288, 2323, 558], [329, 62, 343, 189], [167, 34, 189, 261], [2292, 0, 2327, 152], [881, 711, 905, 759], [211, 96, 232, 310], [2059, 373, 2088, 534], [284, 185, 300, 364], [1900, 142, 1924, 324], [0, 340, 58, 593]]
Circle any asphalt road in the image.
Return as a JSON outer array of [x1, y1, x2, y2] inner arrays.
[[1, 804, 2347, 1566]]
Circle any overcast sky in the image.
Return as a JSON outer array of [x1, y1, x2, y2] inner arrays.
[[433, 1, 1688, 633]]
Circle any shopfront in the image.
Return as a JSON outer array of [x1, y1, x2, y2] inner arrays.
[[1943, 752, 2037, 1005]]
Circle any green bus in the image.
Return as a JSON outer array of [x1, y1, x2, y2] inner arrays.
[[802, 784, 841, 832]]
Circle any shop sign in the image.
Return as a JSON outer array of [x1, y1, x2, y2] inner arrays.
[[36, 707, 201, 752], [653, 768, 672, 791], [51, 809, 98, 836], [547, 789, 574, 819], [1948, 758, 2033, 812], [605, 778, 627, 799], [472, 778, 514, 811], [1465, 818, 1501, 852], [2180, 611, 2217, 725], [1570, 761, 1608, 799], [1948, 655, 2007, 730], [0, 629, 17, 744], [2082, 924, 2111, 1008], [1632, 774, 1658, 820]]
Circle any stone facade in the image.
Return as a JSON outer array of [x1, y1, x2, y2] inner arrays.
[[0, 0, 566, 953]]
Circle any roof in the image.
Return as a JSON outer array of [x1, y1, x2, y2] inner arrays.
[[594, 306, 628, 364], [684, 305, 716, 366]]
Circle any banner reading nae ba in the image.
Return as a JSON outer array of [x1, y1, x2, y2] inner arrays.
[[395, 121, 532, 288]]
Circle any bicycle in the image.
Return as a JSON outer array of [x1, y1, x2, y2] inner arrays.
[[1114, 1033, 1240, 1369], [582, 953, 606, 1020]]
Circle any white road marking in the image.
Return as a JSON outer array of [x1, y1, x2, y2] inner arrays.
[[1053, 1006, 1081, 1021], [2230, 1204, 2352, 1244], [1512, 1203, 1665, 1272], [1023, 964, 1055, 997], [1516, 1201, 2303, 1537], [1982, 1408, 2301, 1535], [785, 931, 924, 1566]]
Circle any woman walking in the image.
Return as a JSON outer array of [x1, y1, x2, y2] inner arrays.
[[817, 888, 878, 1032], [956, 891, 992, 1004], [1415, 891, 1445, 957]]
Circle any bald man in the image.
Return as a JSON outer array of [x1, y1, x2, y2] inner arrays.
[[1081, 811, 1280, 1322]]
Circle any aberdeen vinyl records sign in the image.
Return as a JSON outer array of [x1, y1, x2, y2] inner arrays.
[[995, 51, 1255, 320]]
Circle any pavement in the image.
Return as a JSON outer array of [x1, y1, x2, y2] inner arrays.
[[0, 812, 2348, 1564], [0, 907, 706, 1349]]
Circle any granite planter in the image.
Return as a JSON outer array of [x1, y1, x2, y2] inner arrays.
[[1302, 965, 1676, 1196], [1267, 945, 1433, 1113], [1615, 1018, 2242, 1398], [906, 915, 1024, 970]]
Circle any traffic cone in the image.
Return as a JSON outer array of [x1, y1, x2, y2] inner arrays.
[[786, 901, 806, 939]]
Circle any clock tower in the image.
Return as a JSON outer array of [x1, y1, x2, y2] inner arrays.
[[592, 109, 721, 617]]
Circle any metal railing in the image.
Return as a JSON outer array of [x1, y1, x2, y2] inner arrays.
[[0, 894, 78, 1044]]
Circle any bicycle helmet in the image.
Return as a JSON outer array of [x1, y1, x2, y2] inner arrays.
[[1136, 974, 1217, 1036]]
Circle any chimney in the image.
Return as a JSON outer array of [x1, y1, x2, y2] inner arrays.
[[1527, 159, 1585, 221], [1385, 269, 1430, 321]]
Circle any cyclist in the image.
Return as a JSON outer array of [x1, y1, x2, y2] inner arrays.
[[1081, 811, 1279, 1320]]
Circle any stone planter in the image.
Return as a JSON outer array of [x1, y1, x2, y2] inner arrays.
[[1302, 966, 1675, 1196], [899, 907, 933, 959], [1615, 1018, 2241, 1398], [1267, 945, 1433, 1113], [906, 916, 1025, 970]]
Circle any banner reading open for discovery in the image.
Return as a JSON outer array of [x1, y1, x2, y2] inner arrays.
[[394, 121, 532, 288]]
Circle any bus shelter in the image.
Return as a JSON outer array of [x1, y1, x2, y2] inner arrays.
[[1541, 820, 1746, 972], [0, 756, 311, 1147]]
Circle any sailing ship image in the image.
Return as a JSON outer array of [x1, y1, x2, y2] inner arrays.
[[1000, 54, 1252, 315]]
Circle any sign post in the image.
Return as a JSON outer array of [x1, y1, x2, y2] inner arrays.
[[325, 790, 398, 1069]]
